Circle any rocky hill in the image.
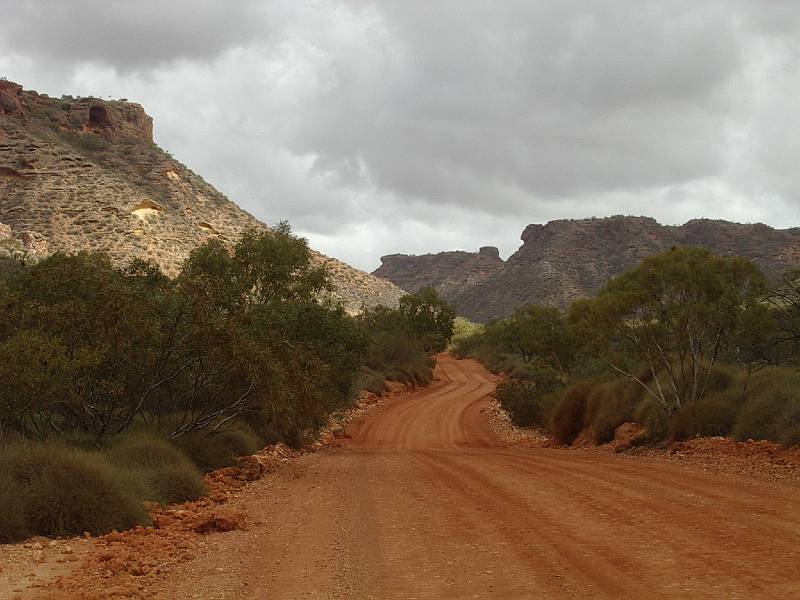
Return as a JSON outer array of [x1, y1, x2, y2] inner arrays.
[[374, 246, 504, 299], [374, 216, 800, 321], [0, 80, 403, 311]]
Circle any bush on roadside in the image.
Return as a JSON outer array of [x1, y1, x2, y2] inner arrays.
[[496, 380, 560, 428], [782, 424, 800, 448], [171, 424, 263, 472], [356, 366, 387, 396], [633, 397, 669, 441], [585, 378, 641, 444], [550, 378, 601, 445], [0, 474, 28, 542], [497, 365, 562, 428], [732, 367, 800, 445], [104, 432, 206, 504], [0, 440, 150, 540], [670, 390, 744, 441]]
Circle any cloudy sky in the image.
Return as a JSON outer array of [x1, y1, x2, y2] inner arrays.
[[1, 1, 799, 270]]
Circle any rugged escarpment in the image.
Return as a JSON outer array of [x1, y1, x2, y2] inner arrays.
[[374, 216, 800, 321], [0, 80, 403, 310], [374, 246, 504, 297]]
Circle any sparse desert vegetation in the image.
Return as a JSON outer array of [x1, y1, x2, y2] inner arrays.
[[455, 247, 800, 448], [0, 224, 454, 541]]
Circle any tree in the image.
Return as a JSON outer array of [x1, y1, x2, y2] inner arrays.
[[398, 287, 456, 352], [765, 267, 800, 364], [569, 247, 767, 413], [169, 223, 338, 439], [494, 305, 572, 373], [0, 252, 176, 439]]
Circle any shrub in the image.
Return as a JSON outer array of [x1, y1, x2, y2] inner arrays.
[[356, 366, 387, 396], [104, 432, 206, 504], [386, 366, 413, 385], [585, 379, 640, 444], [550, 378, 600, 445], [782, 424, 800, 448], [216, 424, 263, 458], [497, 365, 562, 428], [497, 380, 560, 428], [450, 317, 483, 350], [670, 389, 745, 441], [732, 367, 800, 444], [172, 424, 263, 472], [384, 355, 434, 387], [0, 440, 149, 539], [0, 474, 27, 542], [410, 358, 435, 386], [633, 398, 669, 441]]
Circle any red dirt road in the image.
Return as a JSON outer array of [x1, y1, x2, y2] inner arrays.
[[151, 356, 800, 599]]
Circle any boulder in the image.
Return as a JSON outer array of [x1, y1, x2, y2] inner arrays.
[[607, 422, 648, 453], [192, 510, 245, 534]]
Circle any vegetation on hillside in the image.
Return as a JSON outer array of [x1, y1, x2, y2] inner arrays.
[[0, 224, 454, 541], [454, 247, 800, 448]]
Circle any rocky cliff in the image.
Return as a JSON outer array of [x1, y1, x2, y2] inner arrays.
[[374, 246, 504, 297], [0, 80, 403, 310], [374, 216, 800, 321]]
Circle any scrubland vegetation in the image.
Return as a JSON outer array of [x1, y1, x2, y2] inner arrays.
[[0, 224, 454, 541], [455, 247, 800, 448]]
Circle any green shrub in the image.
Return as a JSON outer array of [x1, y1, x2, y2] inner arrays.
[[732, 367, 800, 444], [172, 424, 263, 472], [216, 424, 263, 457], [497, 365, 562, 428], [670, 389, 745, 441], [586, 379, 640, 444], [410, 360, 434, 386], [104, 432, 206, 504], [0, 440, 149, 539], [357, 366, 387, 395], [633, 397, 669, 441], [385, 366, 412, 385], [0, 474, 28, 542], [782, 424, 800, 448], [550, 378, 599, 444], [497, 380, 560, 428]]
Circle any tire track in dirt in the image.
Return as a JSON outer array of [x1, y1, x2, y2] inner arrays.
[[129, 355, 800, 599]]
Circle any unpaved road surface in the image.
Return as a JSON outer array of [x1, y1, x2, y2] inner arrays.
[[144, 357, 798, 598]]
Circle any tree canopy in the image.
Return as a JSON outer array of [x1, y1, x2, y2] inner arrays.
[[398, 286, 456, 352], [569, 247, 767, 412]]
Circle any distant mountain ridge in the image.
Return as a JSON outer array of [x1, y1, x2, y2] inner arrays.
[[0, 80, 403, 310], [374, 216, 800, 322]]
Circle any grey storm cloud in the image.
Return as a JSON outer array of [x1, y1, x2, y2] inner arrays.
[[0, 0, 272, 67], [0, 0, 799, 270]]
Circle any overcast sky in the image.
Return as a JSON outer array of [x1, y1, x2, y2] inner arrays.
[[2, 1, 799, 270]]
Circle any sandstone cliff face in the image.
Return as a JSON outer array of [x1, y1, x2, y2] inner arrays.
[[374, 246, 504, 298], [0, 81, 403, 311], [374, 216, 800, 322]]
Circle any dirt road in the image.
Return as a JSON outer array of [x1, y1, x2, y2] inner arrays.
[[150, 356, 799, 599]]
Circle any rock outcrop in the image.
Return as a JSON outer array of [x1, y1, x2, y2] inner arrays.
[[374, 216, 800, 321], [0, 81, 403, 311], [0, 220, 43, 272], [374, 245, 504, 298]]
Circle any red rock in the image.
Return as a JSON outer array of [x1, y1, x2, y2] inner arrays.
[[607, 422, 648, 453], [193, 510, 245, 534]]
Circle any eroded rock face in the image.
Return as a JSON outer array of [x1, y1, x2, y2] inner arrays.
[[0, 221, 43, 271], [0, 80, 403, 311], [374, 245, 504, 305], [0, 80, 24, 117], [374, 216, 800, 321]]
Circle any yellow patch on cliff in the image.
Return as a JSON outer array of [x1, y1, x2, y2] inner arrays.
[[131, 199, 163, 220]]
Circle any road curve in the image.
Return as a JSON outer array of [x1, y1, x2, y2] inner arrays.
[[155, 355, 800, 599]]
